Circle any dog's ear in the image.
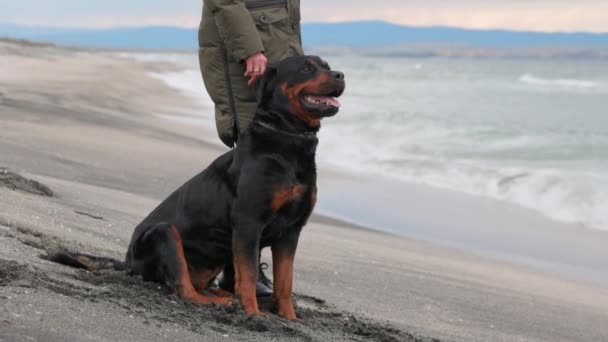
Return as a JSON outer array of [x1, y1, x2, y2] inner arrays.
[[256, 65, 277, 109]]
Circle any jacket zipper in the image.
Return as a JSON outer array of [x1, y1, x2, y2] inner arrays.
[[246, 0, 286, 10]]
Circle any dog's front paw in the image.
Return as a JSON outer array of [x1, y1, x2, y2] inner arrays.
[[279, 311, 298, 320], [275, 298, 298, 320]]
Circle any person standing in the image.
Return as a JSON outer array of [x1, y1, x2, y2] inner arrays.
[[198, 0, 303, 147], [198, 0, 303, 299]]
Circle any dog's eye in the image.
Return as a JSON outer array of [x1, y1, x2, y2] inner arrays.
[[301, 65, 314, 73]]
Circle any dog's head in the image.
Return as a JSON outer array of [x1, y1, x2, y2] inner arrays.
[[257, 55, 345, 127]]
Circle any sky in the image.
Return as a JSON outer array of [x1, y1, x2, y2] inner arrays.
[[1, 0, 608, 33]]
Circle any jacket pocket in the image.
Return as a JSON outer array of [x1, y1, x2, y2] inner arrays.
[[246, 5, 291, 62], [246, 0, 287, 10], [248, 5, 289, 26]]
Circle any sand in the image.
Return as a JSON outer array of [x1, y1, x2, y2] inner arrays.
[[1, 39, 607, 342]]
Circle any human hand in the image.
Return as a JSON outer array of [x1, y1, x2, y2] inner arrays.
[[244, 52, 268, 86]]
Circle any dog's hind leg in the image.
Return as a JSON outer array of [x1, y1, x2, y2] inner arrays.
[[139, 223, 231, 306]]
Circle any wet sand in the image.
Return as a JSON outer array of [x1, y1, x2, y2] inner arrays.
[[1, 39, 607, 342]]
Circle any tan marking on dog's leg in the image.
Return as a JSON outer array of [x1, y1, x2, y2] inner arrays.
[[168, 226, 231, 306], [272, 248, 297, 320]]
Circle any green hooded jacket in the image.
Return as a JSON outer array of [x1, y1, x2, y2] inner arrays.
[[198, 0, 303, 147]]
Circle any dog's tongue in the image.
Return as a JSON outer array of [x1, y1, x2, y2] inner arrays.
[[308, 96, 341, 108], [324, 97, 341, 108]]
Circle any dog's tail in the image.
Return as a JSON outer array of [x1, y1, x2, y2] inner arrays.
[[48, 251, 128, 272]]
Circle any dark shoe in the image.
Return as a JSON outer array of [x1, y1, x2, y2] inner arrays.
[[218, 262, 273, 299], [256, 262, 273, 298]]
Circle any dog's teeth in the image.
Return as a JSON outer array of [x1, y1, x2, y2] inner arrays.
[[305, 95, 338, 107]]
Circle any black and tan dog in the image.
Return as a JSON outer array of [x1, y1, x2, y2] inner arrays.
[[50, 55, 345, 320]]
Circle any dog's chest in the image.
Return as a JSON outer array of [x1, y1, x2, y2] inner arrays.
[[261, 181, 316, 244]]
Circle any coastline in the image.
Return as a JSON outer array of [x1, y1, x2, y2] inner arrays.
[[1, 40, 607, 341]]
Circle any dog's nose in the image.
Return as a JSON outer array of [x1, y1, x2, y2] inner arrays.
[[330, 71, 344, 80]]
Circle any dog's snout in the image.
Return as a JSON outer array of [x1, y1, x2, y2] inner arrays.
[[330, 71, 344, 81]]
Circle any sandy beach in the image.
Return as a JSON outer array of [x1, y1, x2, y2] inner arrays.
[[1, 39, 608, 342]]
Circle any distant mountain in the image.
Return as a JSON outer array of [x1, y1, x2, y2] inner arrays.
[[304, 21, 608, 48], [1, 21, 607, 50]]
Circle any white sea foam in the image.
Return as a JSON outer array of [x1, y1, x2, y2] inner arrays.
[[117, 51, 221, 141], [381, 159, 608, 231], [519, 73, 602, 88], [149, 70, 211, 105]]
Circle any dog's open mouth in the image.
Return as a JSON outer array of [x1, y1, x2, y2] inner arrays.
[[302, 95, 341, 109]]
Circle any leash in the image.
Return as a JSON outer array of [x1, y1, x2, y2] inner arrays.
[[221, 48, 240, 148]]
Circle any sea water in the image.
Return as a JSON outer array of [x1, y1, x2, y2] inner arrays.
[[119, 52, 608, 232]]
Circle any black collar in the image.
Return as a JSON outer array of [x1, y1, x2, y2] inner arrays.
[[253, 121, 318, 139]]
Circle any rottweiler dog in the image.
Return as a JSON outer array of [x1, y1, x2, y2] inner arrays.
[[50, 55, 345, 320]]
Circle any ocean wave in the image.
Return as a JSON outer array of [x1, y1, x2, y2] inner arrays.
[[519, 73, 602, 88], [334, 157, 608, 231], [113, 51, 195, 65], [370, 158, 608, 231], [319, 122, 608, 232]]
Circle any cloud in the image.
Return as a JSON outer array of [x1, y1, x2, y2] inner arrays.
[[300, 2, 608, 32], [2, 0, 608, 32]]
